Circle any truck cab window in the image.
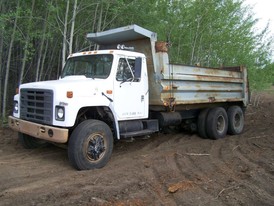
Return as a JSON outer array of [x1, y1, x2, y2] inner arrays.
[[61, 54, 113, 79], [116, 58, 138, 82]]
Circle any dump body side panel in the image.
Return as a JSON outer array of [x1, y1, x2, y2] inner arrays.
[[159, 63, 248, 106]]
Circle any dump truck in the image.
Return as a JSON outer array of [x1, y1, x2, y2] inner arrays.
[[9, 25, 249, 170]]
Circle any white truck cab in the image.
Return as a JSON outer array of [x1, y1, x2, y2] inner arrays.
[[9, 48, 158, 170]]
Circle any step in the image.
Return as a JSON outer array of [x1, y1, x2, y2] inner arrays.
[[120, 129, 156, 138]]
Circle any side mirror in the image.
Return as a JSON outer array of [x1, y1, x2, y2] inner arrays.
[[134, 57, 142, 79]]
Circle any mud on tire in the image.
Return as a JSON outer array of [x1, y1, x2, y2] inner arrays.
[[68, 120, 113, 170]]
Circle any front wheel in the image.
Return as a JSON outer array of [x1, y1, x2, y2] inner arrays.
[[68, 120, 113, 170], [18, 132, 49, 149]]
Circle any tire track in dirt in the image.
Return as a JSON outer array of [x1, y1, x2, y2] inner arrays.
[[235, 135, 274, 176], [176, 138, 242, 205], [0, 143, 76, 206], [229, 135, 274, 204], [206, 138, 262, 205], [0, 150, 65, 165], [172, 147, 225, 205], [142, 134, 241, 205], [138, 137, 182, 206], [119, 133, 198, 205], [210, 136, 274, 205], [140, 134, 223, 205], [1, 159, 118, 206]]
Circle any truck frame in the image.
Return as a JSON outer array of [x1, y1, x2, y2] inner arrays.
[[9, 25, 249, 170]]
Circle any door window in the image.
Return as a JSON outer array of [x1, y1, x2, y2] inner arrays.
[[116, 58, 137, 82]]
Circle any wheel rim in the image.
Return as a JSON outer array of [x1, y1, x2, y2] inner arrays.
[[217, 115, 225, 134], [85, 133, 106, 162]]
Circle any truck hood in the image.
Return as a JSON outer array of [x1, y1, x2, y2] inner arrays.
[[19, 76, 111, 98]]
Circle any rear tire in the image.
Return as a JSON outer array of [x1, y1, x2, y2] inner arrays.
[[68, 120, 113, 170], [227, 106, 244, 135], [206, 107, 228, 140], [197, 108, 210, 138], [18, 132, 49, 149]]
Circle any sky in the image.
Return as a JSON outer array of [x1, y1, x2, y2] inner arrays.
[[244, 0, 274, 60], [244, 0, 274, 34]]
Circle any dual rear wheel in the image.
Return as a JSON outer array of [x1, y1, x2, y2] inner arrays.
[[197, 106, 244, 140]]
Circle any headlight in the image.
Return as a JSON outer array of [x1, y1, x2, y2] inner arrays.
[[13, 101, 18, 113], [55, 106, 65, 121]]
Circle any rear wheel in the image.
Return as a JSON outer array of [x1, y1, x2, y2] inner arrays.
[[68, 120, 113, 170], [227, 106, 244, 135], [206, 107, 228, 140], [197, 108, 210, 138], [18, 132, 49, 149]]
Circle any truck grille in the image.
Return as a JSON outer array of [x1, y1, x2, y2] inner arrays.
[[20, 89, 53, 125]]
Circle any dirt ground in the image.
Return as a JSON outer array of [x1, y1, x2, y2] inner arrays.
[[0, 91, 274, 206]]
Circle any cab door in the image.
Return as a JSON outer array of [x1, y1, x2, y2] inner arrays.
[[113, 57, 147, 120]]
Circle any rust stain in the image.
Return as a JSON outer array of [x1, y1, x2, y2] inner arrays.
[[155, 41, 168, 53], [194, 75, 243, 83], [163, 86, 171, 91]]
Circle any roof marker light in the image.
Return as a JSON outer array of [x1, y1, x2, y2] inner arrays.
[[67, 91, 73, 98]]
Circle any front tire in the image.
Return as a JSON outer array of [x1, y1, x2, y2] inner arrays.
[[68, 120, 113, 170], [18, 132, 49, 149], [206, 107, 228, 140]]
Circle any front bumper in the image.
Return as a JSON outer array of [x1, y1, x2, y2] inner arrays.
[[8, 116, 68, 143]]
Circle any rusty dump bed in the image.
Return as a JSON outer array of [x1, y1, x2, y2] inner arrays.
[[158, 61, 249, 107], [87, 25, 249, 109]]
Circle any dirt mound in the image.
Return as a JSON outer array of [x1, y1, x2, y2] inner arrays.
[[0, 91, 274, 206]]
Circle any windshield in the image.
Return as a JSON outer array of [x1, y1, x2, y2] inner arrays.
[[61, 54, 113, 79]]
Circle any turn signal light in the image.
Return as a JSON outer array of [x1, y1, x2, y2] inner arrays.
[[106, 90, 112, 94], [67, 91, 73, 98]]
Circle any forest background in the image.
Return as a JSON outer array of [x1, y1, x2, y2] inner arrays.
[[0, 0, 273, 123]]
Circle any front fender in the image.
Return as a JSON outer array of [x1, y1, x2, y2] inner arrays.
[[53, 95, 111, 127]]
